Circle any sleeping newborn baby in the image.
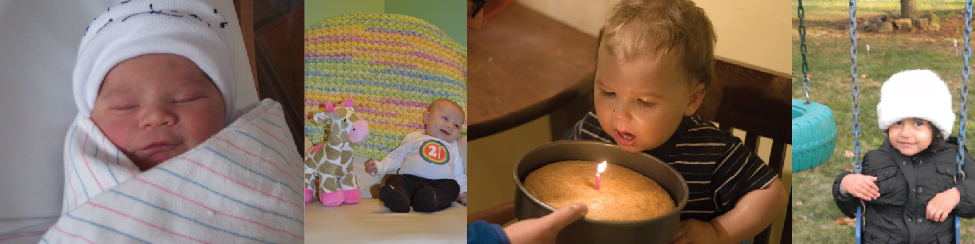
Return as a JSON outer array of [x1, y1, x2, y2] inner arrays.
[[91, 53, 227, 171], [72, 1, 238, 172], [44, 0, 303, 242]]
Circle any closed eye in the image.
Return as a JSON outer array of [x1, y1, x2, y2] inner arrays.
[[111, 104, 138, 110], [174, 96, 202, 103], [638, 98, 655, 107]]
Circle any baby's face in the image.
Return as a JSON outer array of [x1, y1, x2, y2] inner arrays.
[[593, 46, 706, 153], [423, 100, 465, 142], [91, 54, 225, 171], [887, 118, 933, 156]]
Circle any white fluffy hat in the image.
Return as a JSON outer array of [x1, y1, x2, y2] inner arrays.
[[73, 0, 236, 122], [877, 70, 954, 139]]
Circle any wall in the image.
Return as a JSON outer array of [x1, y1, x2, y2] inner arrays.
[[519, 0, 791, 75], [385, 0, 467, 47], [305, 0, 383, 28]]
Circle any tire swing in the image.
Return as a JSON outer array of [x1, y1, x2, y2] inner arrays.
[[846, 0, 970, 243], [793, 0, 838, 173]]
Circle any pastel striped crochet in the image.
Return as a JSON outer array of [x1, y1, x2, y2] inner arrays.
[[305, 13, 467, 160]]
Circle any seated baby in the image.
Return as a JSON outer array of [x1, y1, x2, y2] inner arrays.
[[43, 0, 303, 242], [366, 99, 468, 212]]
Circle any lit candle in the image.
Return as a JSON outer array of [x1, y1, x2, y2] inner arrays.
[[596, 161, 607, 190]]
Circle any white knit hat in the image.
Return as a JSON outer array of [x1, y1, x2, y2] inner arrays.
[[877, 70, 954, 139], [73, 0, 236, 122]]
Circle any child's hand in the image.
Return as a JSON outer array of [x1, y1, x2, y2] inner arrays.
[[840, 173, 880, 201], [458, 192, 468, 206], [365, 159, 378, 175], [670, 219, 718, 244], [926, 187, 960, 222]]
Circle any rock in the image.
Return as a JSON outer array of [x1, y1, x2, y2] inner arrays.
[[861, 20, 872, 31], [922, 13, 940, 25], [863, 21, 876, 31], [873, 15, 887, 23], [917, 18, 930, 30], [930, 22, 941, 31], [878, 21, 894, 33], [894, 18, 912, 31]]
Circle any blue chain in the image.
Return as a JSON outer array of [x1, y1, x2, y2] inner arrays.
[[959, 0, 971, 184], [800, 0, 811, 103], [850, 0, 862, 175], [957, 2, 972, 243], [849, 1, 863, 243]]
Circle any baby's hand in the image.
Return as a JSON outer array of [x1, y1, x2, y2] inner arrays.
[[365, 159, 378, 176], [458, 192, 468, 206], [926, 188, 960, 222], [840, 173, 880, 201]]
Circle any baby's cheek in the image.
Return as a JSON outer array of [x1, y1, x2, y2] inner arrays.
[[183, 112, 225, 148], [92, 116, 138, 152]]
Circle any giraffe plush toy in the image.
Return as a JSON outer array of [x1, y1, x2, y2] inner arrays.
[[304, 98, 370, 206]]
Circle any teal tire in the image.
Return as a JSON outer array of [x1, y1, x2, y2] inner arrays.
[[792, 99, 837, 173]]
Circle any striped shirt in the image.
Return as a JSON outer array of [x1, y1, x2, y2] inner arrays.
[[563, 110, 777, 221]]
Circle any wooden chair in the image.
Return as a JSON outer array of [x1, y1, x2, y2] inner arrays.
[[237, 0, 306, 156], [697, 58, 791, 244]]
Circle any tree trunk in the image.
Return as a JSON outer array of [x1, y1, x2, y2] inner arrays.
[[901, 0, 918, 19]]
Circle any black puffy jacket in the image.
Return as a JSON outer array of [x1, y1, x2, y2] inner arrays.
[[833, 138, 975, 243]]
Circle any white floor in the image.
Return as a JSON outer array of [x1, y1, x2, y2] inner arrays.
[[304, 199, 466, 244]]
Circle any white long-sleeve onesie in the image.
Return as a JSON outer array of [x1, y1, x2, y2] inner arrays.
[[375, 131, 467, 194]]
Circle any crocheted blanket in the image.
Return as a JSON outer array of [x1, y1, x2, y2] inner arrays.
[[43, 99, 304, 243], [304, 13, 467, 160]]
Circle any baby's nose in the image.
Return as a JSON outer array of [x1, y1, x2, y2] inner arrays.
[[141, 108, 177, 127]]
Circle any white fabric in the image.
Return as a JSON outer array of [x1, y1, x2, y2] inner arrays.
[[877, 69, 955, 139], [73, 0, 236, 122], [0, 0, 257, 242], [374, 131, 468, 193], [304, 199, 465, 244], [41, 99, 303, 243]]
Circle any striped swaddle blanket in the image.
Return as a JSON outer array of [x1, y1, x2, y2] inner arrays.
[[42, 99, 304, 243]]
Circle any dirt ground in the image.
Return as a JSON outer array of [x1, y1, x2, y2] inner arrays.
[[794, 10, 973, 48]]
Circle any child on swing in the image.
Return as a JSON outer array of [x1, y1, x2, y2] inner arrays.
[[834, 70, 975, 243]]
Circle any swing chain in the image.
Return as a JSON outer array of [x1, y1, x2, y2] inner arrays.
[[959, 0, 972, 180], [799, 0, 811, 103], [849, 2, 866, 242], [850, 0, 863, 174]]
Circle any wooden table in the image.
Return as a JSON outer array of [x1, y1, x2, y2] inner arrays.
[[468, 2, 598, 140]]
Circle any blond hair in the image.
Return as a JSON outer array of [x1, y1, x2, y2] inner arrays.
[[601, 0, 716, 87]]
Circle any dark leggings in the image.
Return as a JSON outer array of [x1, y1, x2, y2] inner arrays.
[[385, 174, 460, 212]]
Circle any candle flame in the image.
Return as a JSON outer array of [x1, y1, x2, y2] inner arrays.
[[597, 161, 607, 173]]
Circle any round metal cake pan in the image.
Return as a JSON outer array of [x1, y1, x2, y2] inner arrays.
[[513, 140, 689, 244]]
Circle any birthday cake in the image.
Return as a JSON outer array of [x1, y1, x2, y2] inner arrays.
[[524, 160, 674, 221]]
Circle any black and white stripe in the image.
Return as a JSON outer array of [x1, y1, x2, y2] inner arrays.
[[563, 109, 777, 221]]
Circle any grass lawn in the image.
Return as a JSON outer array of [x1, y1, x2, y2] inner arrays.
[[792, 0, 975, 243]]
